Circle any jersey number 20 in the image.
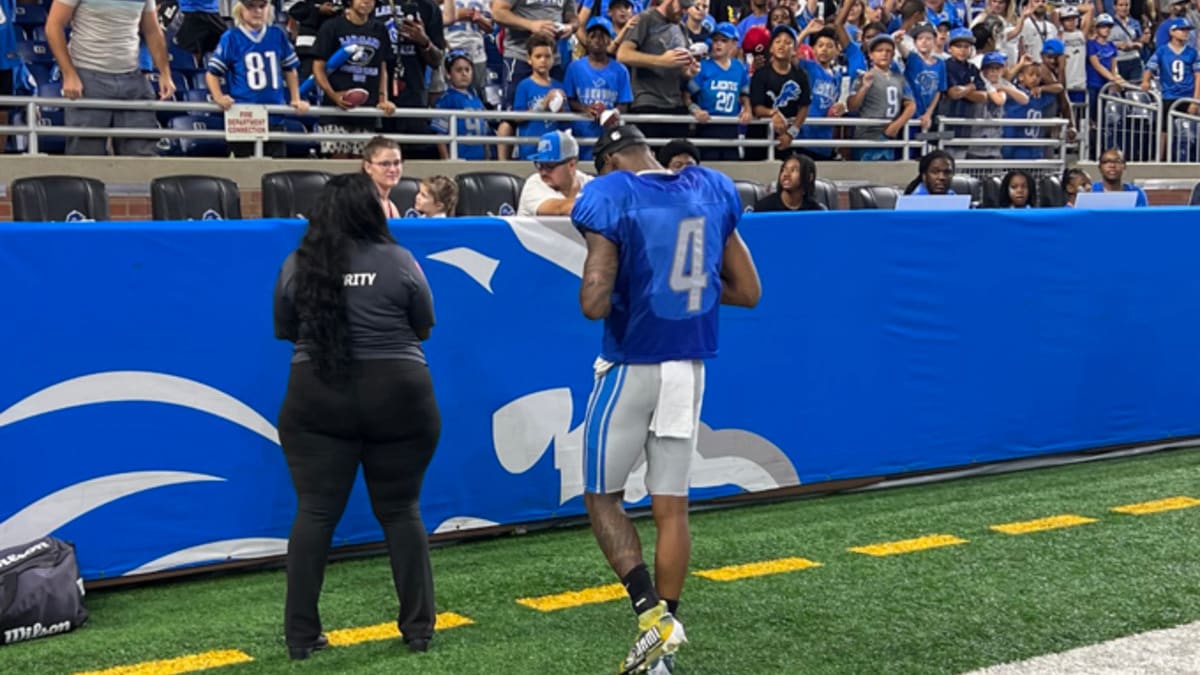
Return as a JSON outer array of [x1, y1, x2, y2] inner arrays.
[[669, 217, 709, 313]]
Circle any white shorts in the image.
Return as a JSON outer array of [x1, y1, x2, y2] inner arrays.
[[582, 360, 705, 497]]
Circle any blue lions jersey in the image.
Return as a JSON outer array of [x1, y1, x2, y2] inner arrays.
[[571, 167, 741, 364], [432, 88, 491, 160], [207, 26, 300, 105], [903, 52, 946, 117], [1146, 44, 1200, 101], [1002, 89, 1053, 159]]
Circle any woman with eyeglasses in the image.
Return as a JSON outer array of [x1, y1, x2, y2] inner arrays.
[[362, 136, 404, 218], [274, 173, 440, 660]]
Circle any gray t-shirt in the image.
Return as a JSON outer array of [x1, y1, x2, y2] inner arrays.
[[274, 241, 435, 365], [501, 0, 576, 62], [850, 69, 911, 139], [625, 8, 688, 109], [59, 0, 156, 74]]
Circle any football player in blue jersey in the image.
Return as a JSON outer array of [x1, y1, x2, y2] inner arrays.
[[571, 123, 761, 674]]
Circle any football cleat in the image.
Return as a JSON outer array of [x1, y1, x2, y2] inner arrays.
[[618, 603, 686, 674]]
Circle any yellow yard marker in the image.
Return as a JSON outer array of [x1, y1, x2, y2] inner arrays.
[[326, 611, 474, 647], [694, 557, 822, 582], [1111, 496, 1200, 515], [75, 650, 252, 675], [990, 514, 1098, 535], [516, 583, 627, 612], [849, 534, 968, 557]]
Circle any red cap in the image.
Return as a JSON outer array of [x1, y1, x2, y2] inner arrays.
[[742, 24, 770, 54]]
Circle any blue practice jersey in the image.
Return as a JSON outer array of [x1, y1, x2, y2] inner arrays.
[[571, 167, 741, 364], [513, 76, 565, 159], [207, 26, 300, 105], [432, 88, 491, 160], [563, 58, 633, 159], [904, 52, 946, 117], [1146, 44, 1200, 101]]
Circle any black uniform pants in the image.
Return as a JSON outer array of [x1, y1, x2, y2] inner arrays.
[[278, 359, 441, 647]]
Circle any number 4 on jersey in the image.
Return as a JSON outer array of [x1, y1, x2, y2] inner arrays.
[[669, 217, 709, 313]]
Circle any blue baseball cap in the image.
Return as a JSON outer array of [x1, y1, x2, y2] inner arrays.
[[444, 48, 471, 69], [1165, 17, 1195, 31], [701, 15, 716, 32], [713, 21, 739, 40], [529, 130, 579, 163], [585, 16, 615, 37], [1041, 37, 1064, 55], [771, 24, 798, 42], [910, 22, 936, 39], [948, 27, 975, 45], [981, 51, 1007, 67], [867, 33, 895, 51]]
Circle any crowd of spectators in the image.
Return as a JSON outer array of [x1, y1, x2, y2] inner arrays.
[[1, 0, 1198, 158]]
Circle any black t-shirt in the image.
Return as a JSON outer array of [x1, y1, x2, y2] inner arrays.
[[750, 63, 813, 119], [374, 0, 447, 108], [315, 15, 394, 107], [754, 192, 826, 212], [274, 242, 436, 365]]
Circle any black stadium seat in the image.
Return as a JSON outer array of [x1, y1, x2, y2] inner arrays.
[[950, 175, 981, 204], [11, 175, 109, 221], [261, 170, 332, 218], [168, 114, 227, 157], [1190, 181, 1200, 206], [1038, 174, 1065, 207], [733, 179, 768, 212], [813, 177, 838, 211], [389, 178, 421, 216], [981, 174, 1004, 208], [455, 171, 523, 216], [848, 185, 900, 210], [150, 175, 242, 221]]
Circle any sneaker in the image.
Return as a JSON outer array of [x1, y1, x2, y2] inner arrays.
[[618, 602, 686, 674]]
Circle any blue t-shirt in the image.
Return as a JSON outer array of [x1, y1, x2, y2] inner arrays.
[[563, 57, 633, 159], [513, 76, 564, 159], [582, 0, 644, 15], [904, 52, 947, 117], [926, 4, 962, 29], [1086, 39, 1117, 90], [1002, 89, 1054, 159], [206, 26, 300, 105], [1090, 181, 1148, 206], [571, 167, 742, 363], [180, 0, 219, 12], [0, 0, 19, 70], [736, 14, 768, 41], [432, 88, 491, 160], [797, 58, 842, 156], [1146, 44, 1200, 100], [688, 58, 748, 116]]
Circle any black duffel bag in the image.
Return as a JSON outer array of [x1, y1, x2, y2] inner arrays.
[[0, 537, 89, 645]]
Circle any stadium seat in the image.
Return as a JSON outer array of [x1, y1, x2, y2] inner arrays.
[[14, 3, 47, 25], [734, 179, 768, 212], [950, 175, 982, 204], [1038, 174, 1064, 207], [169, 114, 227, 156], [11, 175, 109, 221], [848, 185, 900, 210], [813, 177, 838, 211], [981, 174, 1004, 208], [1190, 182, 1200, 206], [389, 178, 422, 216], [25, 63, 56, 87], [272, 117, 318, 159], [454, 171, 523, 216], [16, 40, 55, 64], [150, 175, 242, 221], [261, 170, 333, 218]]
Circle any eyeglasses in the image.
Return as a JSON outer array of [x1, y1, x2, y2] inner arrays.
[[536, 159, 568, 171], [371, 159, 402, 168]]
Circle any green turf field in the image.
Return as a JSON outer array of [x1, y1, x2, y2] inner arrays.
[[3, 447, 1198, 675]]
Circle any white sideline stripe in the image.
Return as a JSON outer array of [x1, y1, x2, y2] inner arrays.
[[961, 620, 1200, 674]]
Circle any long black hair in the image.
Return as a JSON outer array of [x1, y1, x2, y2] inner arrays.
[[776, 154, 818, 197], [904, 150, 956, 194], [998, 170, 1037, 207], [293, 173, 395, 385]]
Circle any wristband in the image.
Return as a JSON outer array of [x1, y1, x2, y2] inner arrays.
[[785, 124, 800, 138], [688, 103, 702, 114]]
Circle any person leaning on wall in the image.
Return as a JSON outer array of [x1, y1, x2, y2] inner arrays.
[[273, 172, 441, 659]]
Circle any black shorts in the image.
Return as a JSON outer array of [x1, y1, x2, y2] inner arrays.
[[174, 11, 227, 54], [1163, 99, 1180, 128]]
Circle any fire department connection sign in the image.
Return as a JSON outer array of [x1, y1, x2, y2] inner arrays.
[[224, 106, 269, 141]]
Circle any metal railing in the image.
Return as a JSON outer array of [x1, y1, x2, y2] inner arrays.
[[1164, 97, 1200, 164], [1095, 81, 1161, 162], [936, 116, 1071, 178]]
